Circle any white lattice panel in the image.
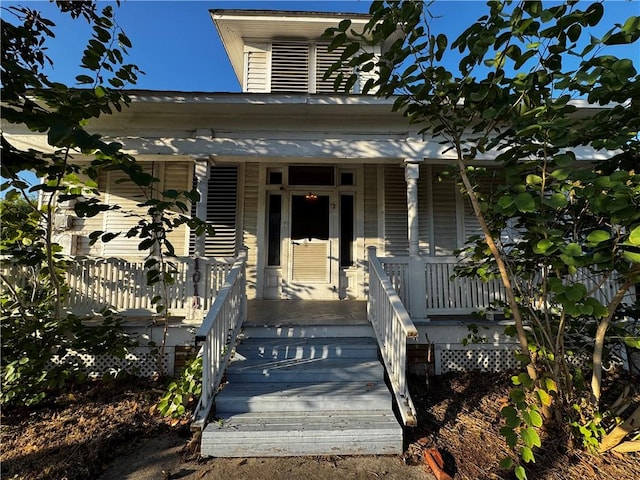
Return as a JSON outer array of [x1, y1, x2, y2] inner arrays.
[[440, 348, 519, 373], [51, 349, 171, 377]]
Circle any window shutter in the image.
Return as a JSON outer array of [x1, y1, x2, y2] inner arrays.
[[431, 167, 457, 256], [190, 165, 238, 257], [271, 42, 309, 92], [384, 165, 409, 256], [315, 43, 351, 93]]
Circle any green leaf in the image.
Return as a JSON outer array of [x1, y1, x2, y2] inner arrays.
[[528, 410, 543, 428], [521, 446, 535, 463], [499, 457, 514, 469], [547, 193, 568, 209], [510, 387, 526, 404], [564, 243, 583, 257], [521, 427, 541, 448], [526, 174, 542, 185], [629, 226, 640, 246], [515, 192, 536, 213], [586, 230, 611, 244], [537, 389, 551, 406], [500, 426, 519, 448], [515, 465, 527, 480]]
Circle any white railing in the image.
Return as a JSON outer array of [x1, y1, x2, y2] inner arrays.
[[367, 247, 418, 426], [378, 256, 634, 315], [1, 256, 234, 319], [192, 249, 247, 431]]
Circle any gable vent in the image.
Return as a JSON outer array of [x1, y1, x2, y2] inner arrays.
[[271, 42, 309, 93], [316, 44, 350, 93]]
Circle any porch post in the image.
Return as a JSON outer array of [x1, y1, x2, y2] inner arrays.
[[405, 160, 428, 321]]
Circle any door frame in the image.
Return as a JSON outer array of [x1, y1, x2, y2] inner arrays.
[[256, 164, 364, 300]]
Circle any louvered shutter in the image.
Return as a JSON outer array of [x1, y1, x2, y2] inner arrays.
[[271, 42, 309, 92], [384, 165, 409, 256], [431, 167, 457, 256], [190, 166, 238, 257], [315, 43, 351, 93]]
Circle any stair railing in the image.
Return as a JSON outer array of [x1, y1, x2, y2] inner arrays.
[[191, 248, 247, 431], [367, 246, 419, 426]]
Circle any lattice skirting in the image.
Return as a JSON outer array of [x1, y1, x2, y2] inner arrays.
[[50, 348, 173, 378], [439, 347, 519, 374]]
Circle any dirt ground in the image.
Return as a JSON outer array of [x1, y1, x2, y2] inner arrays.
[[2, 372, 639, 480]]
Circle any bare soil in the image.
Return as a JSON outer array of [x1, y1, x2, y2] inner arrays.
[[2, 372, 639, 480]]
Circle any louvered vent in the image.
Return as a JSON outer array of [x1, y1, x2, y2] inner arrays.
[[316, 44, 351, 93], [271, 42, 309, 92], [190, 166, 238, 257]]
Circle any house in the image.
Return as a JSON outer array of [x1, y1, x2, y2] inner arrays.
[[2, 9, 626, 457]]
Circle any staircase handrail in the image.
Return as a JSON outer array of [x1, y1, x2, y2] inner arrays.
[[367, 246, 418, 426], [191, 248, 248, 431]]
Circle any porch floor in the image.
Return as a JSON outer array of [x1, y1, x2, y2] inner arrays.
[[245, 300, 367, 326]]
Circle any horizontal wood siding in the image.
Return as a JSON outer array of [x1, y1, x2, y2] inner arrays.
[[163, 161, 191, 256], [102, 169, 149, 257], [363, 166, 379, 252], [74, 170, 107, 256], [244, 42, 268, 93], [243, 164, 259, 295]]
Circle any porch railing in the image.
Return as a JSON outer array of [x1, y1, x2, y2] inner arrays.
[[378, 256, 634, 316], [192, 249, 247, 431], [1, 256, 235, 319], [367, 246, 418, 427]]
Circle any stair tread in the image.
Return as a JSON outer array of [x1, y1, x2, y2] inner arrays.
[[208, 410, 400, 432], [218, 380, 389, 397], [228, 357, 382, 370]]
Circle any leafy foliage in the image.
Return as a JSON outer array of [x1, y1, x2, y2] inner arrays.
[[1, 2, 210, 406], [156, 356, 203, 419], [324, 0, 639, 475]]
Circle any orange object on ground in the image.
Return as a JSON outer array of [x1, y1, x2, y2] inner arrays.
[[423, 447, 454, 480]]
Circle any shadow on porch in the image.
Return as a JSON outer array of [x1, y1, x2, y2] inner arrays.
[[245, 300, 367, 326]]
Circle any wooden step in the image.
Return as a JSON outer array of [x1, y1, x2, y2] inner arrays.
[[226, 357, 384, 383], [215, 381, 391, 413], [234, 336, 379, 360], [241, 324, 375, 339], [200, 327, 402, 458], [201, 411, 402, 457]]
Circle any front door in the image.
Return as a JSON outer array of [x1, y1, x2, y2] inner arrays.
[[285, 193, 337, 299]]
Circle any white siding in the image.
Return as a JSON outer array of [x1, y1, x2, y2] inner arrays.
[[163, 161, 192, 256], [244, 42, 269, 93], [102, 169, 150, 258]]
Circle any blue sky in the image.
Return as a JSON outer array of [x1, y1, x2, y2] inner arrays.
[[3, 0, 638, 92]]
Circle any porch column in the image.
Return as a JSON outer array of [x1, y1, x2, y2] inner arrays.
[[405, 160, 428, 321]]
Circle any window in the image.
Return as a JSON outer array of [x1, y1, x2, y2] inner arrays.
[[267, 194, 282, 266], [288, 166, 334, 186]]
